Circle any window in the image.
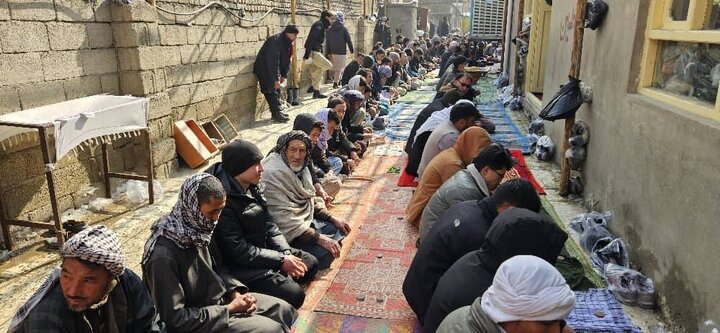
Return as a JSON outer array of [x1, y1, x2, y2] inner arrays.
[[639, 0, 720, 121]]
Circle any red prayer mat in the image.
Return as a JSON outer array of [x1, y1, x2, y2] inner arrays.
[[508, 149, 546, 195]]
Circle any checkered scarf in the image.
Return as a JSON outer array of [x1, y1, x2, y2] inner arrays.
[[8, 226, 125, 332], [142, 173, 218, 265]]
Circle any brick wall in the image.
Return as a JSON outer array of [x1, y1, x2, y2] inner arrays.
[[0, 0, 374, 247]]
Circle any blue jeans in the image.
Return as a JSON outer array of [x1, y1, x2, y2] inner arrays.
[[290, 219, 343, 270], [328, 156, 343, 176]]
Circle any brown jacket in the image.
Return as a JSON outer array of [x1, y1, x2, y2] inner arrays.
[[406, 127, 492, 227]]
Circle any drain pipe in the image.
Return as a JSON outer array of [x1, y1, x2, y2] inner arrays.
[[503, 0, 514, 73]]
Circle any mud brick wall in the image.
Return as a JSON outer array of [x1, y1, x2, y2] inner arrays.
[[0, 0, 374, 247]]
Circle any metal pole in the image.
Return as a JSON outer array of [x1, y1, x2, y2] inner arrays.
[[145, 129, 155, 205], [503, 0, 514, 73], [559, 0, 587, 196], [38, 127, 64, 248]]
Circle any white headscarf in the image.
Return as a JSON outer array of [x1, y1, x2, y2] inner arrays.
[[481, 255, 575, 323], [348, 75, 363, 91]]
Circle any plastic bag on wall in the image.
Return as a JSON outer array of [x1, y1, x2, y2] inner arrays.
[[591, 238, 630, 275], [539, 77, 585, 121], [528, 118, 545, 136], [495, 72, 510, 89], [579, 226, 614, 253], [585, 0, 609, 30], [566, 146, 587, 170], [569, 210, 612, 233], [535, 135, 555, 161], [605, 263, 656, 308], [569, 120, 590, 147]]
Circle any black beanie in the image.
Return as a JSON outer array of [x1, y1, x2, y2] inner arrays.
[[450, 101, 480, 122], [284, 24, 299, 34], [222, 139, 264, 177]]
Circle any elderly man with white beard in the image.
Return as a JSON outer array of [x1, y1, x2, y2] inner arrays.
[[262, 131, 351, 269]]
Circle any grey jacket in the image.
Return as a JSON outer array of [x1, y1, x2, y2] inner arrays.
[[417, 121, 460, 177], [419, 165, 490, 239], [436, 297, 502, 333]]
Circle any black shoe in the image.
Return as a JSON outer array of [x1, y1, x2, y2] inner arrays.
[[272, 113, 290, 123], [333, 82, 339, 89], [291, 100, 300, 106], [313, 90, 328, 99], [306, 86, 315, 94]]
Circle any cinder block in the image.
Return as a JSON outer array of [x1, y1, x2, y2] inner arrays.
[[87, 23, 113, 48], [46, 22, 87, 50], [64, 75, 102, 99], [19, 81, 66, 109], [223, 59, 240, 77], [158, 24, 187, 46], [110, 0, 157, 22], [0, 151, 28, 189], [172, 103, 196, 120], [0, 86, 20, 115], [0, 21, 49, 52], [194, 96, 220, 120], [165, 64, 193, 87], [81, 48, 118, 74], [0, 53, 43, 86], [215, 43, 233, 61], [236, 26, 249, 42], [152, 138, 176, 167], [186, 25, 205, 44], [153, 68, 166, 92], [100, 73, 120, 95], [156, 4, 176, 24], [221, 26, 235, 43], [112, 22, 159, 47], [55, 0, 94, 22], [117, 47, 141, 71], [119, 70, 157, 96], [147, 92, 172, 120], [205, 26, 221, 44], [7, 0, 55, 21], [179, 45, 200, 64], [148, 115, 173, 142], [0, 0, 10, 21], [41, 51, 84, 81], [167, 85, 191, 107], [192, 61, 225, 82], [93, 0, 112, 22]]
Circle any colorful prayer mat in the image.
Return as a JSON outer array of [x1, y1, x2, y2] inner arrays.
[[567, 289, 643, 333], [292, 311, 421, 333], [508, 149, 545, 194], [479, 100, 531, 154]]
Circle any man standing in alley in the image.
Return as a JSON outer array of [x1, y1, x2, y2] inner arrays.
[[304, 10, 335, 99], [254, 24, 299, 123]]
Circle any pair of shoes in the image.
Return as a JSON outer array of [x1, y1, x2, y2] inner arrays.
[[271, 112, 290, 123], [312, 90, 328, 99], [306, 86, 315, 94], [605, 263, 656, 308]]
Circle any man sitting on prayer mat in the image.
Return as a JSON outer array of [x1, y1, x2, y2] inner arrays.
[[262, 131, 352, 269], [437, 255, 576, 333], [207, 140, 320, 309], [403, 179, 541, 324], [142, 174, 297, 333], [9, 226, 160, 333], [423, 208, 568, 332]]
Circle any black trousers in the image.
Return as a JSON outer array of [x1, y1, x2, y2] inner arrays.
[[259, 81, 282, 113], [405, 131, 431, 177], [245, 249, 319, 309]]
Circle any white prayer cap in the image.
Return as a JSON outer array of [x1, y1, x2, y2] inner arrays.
[[481, 255, 575, 323]]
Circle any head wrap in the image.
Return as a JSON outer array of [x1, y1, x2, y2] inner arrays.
[[454, 127, 492, 166], [378, 65, 392, 79], [348, 75, 363, 91], [9, 226, 126, 332], [222, 140, 263, 177], [481, 255, 576, 323], [343, 89, 365, 104], [62, 226, 126, 277], [292, 113, 322, 137], [315, 108, 332, 152], [449, 41, 460, 51], [335, 11, 345, 25], [271, 130, 312, 173], [142, 173, 220, 264], [388, 51, 400, 63]]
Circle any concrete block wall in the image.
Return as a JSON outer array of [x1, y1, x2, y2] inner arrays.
[[0, 0, 373, 247]]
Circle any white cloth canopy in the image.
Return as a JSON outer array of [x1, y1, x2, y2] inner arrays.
[[0, 95, 149, 161]]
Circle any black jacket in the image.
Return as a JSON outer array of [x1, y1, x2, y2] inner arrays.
[[342, 102, 366, 142], [206, 163, 293, 283], [423, 208, 568, 333], [327, 127, 356, 161], [253, 32, 293, 91], [326, 21, 354, 55], [304, 18, 330, 59], [341, 61, 361, 86], [402, 198, 498, 324]]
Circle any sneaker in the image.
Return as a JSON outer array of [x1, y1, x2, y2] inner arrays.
[[635, 275, 656, 309], [313, 90, 328, 99], [306, 86, 315, 94]]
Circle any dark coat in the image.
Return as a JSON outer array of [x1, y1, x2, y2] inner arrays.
[[253, 32, 293, 92], [402, 198, 498, 324], [207, 163, 293, 283], [404, 98, 448, 155], [438, 20, 450, 37], [341, 61, 361, 86], [342, 101, 366, 142], [422, 208, 569, 333], [304, 18, 330, 59], [326, 21, 354, 55], [327, 128, 356, 161], [18, 269, 160, 333]]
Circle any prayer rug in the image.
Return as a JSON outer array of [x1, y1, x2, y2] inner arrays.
[[396, 169, 419, 188], [292, 311, 421, 333], [479, 100, 531, 154], [508, 149, 545, 195], [566, 289, 643, 333], [313, 156, 419, 320], [383, 103, 427, 142]]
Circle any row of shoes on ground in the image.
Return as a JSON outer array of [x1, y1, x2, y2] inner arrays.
[[605, 263, 656, 309]]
